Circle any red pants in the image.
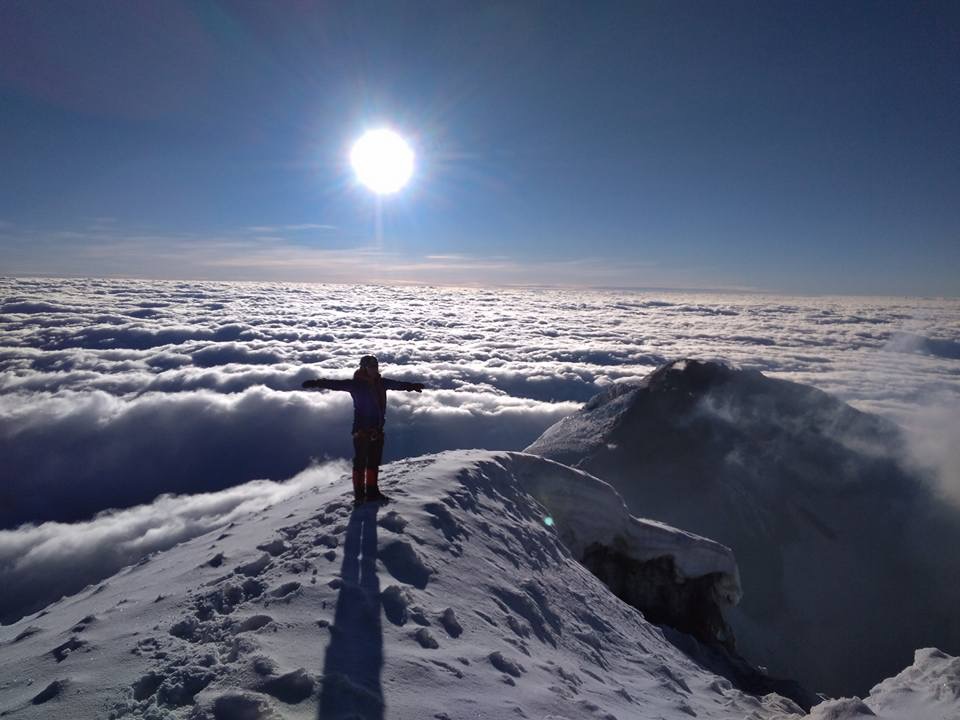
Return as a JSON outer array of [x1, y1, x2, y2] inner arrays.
[[352, 429, 384, 471]]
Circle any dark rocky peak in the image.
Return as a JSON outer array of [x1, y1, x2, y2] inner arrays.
[[645, 358, 744, 393], [526, 358, 958, 698], [579, 358, 901, 461]]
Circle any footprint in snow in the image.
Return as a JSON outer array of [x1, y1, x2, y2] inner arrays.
[[378, 540, 431, 589], [14, 626, 43, 643], [31, 679, 68, 705], [279, 525, 302, 540], [70, 615, 97, 633], [488, 651, 525, 678], [475, 610, 498, 628], [194, 578, 266, 619], [381, 585, 411, 626], [378, 511, 407, 534], [50, 636, 86, 662], [427, 659, 464, 679], [236, 615, 273, 632], [255, 668, 315, 704], [414, 628, 439, 649], [212, 690, 276, 720], [155, 666, 216, 707], [409, 606, 431, 625], [439, 608, 463, 638], [132, 672, 164, 701], [169, 617, 201, 642], [256, 538, 288, 557], [235, 553, 272, 578], [424, 502, 466, 542], [324, 501, 350, 516], [252, 656, 278, 675], [270, 582, 301, 599], [133, 636, 161, 657], [313, 533, 338, 548]]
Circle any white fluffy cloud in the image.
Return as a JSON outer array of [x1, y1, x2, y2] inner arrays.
[[0, 385, 576, 529], [1, 276, 958, 531], [0, 461, 347, 624]]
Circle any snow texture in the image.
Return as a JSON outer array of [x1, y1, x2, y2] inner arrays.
[[810, 647, 960, 719], [0, 461, 348, 626], [0, 450, 805, 720]]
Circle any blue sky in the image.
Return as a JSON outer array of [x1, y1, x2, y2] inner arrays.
[[1, 1, 958, 295]]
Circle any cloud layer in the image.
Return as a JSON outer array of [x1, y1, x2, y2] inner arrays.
[[1, 276, 959, 622], [3, 277, 959, 525]]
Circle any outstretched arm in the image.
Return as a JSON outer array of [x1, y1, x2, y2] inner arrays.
[[383, 378, 426, 392], [302, 378, 356, 391]]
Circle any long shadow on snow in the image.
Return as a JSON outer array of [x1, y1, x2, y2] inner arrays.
[[318, 504, 384, 720]]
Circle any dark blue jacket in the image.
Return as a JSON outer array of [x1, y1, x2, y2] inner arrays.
[[312, 371, 421, 433]]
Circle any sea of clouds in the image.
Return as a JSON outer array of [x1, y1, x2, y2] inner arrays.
[[1, 276, 959, 623]]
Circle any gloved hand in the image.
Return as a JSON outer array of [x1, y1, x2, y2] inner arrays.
[[302, 380, 318, 389]]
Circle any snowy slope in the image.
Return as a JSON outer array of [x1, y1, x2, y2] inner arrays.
[[810, 648, 960, 720], [0, 450, 810, 720], [526, 359, 960, 697]]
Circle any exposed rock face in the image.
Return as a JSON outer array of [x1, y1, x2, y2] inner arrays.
[[508, 450, 745, 665], [526, 359, 960, 697], [509, 450, 821, 710], [577, 540, 818, 712], [661, 627, 819, 714], [509, 451, 822, 707], [580, 542, 734, 651]]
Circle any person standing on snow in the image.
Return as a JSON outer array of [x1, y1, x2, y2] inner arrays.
[[302, 355, 426, 506]]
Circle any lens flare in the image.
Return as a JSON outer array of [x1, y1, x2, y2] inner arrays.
[[350, 129, 414, 195]]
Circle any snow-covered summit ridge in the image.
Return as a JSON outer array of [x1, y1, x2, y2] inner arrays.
[[525, 358, 960, 698], [0, 449, 798, 720]]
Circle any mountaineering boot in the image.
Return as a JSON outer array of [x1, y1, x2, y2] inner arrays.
[[365, 466, 389, 504], [352, 468, 365, 508]]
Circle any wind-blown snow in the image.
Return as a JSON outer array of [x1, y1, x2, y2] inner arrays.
[[0, 450, 805, 719]]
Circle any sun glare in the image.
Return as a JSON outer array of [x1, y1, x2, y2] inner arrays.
[[350, 129, 414, 195]]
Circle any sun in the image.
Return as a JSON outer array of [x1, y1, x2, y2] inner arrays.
[[350, 128, 414, 195]]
